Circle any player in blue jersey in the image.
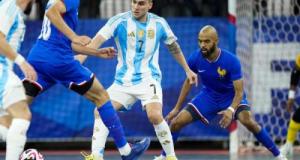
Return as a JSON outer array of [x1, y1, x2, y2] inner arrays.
[[153, 25, 287, 160], [0, 0, 36, 159], [18, 0, 150, 159], [75, 0, 198, 159]]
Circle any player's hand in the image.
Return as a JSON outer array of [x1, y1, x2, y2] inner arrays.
[[286, 98, 295, 112], [97, 47, 117, 59], [19, 61, 37, 81], [165, 108, 180, 122], [71, 35, 91, 46], [186, 69, 198, 86], [218, 109, 234, 128]]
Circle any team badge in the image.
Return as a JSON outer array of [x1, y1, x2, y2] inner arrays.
[[138, 30, 144, 38], [217, 67, 227, 78], [147, 29, 155, 39]]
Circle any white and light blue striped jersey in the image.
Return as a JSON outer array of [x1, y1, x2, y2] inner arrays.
[[0, 0, 25, 70], [97, 11, 177, 86]]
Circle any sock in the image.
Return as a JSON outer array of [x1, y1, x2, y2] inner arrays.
[[6, 119, 30, 160], [287, 119, 300, 143], [154, 120, 176, 157], [161, 132, 179, 156], [92, 118, 109, 158], [97, 101, 131, 156], [254, 128, 280, 157], [0, 125, 8, 141]]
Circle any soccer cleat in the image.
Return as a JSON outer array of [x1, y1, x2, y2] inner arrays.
[[121, 138, 151, 160], [166, 155, 178, 160], [280, 143, 293, 157], [275, 154, 288, 160], [153, 155, 166, 160], [81, 151, 104, 160]]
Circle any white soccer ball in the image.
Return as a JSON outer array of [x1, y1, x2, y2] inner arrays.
[[20, 148, 44, 160]]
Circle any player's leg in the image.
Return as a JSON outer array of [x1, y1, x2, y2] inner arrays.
[[236, 106, 286, 159], [91, 102, 123, 159], [3, 71, 31, 160], [154, 108, 195, 160], [0, 114, 11, 141], [280, 107, 300, 156]]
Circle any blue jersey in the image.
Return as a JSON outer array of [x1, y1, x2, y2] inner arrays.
[[97, 11, 177, 86], [28, 0, 79, 63], [188, 49, 242, 96]]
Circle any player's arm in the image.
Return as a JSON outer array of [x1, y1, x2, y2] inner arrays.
[[73, 34, 112, 63], [286, 57, 300, 112], [0, 32, 37, 81], [219, 79, 243, 128], [167, 42, 198, 86], [166, 78, 192, 121], [45, 0, 90, 45]]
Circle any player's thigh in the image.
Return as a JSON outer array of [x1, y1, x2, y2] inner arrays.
[[188, 92, 218, 124], [170, 109, 194, 131], [6, 100, 31, 120], [22, 61, 55, 99], [135, 80, 163, 107], [107, 83, 136, 111]]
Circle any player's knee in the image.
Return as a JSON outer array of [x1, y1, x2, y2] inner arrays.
[[148, 112, 163, 125], [170, 119, 182, 132], [8, 101, 31, 121], [240, 118, 259, 132]]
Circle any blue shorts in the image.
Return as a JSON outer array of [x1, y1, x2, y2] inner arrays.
[[185, 90, 250, 124], [21, 59, 93, 92]]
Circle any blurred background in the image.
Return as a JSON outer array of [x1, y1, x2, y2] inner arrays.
[[2, 0, 300, 158]]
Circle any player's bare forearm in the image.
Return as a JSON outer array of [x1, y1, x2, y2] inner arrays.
[[72, 43, 99, 56], [175, 79, 192, 110], [0, 32, 18, 61], [167, 41, 190, 72], [46, 1, 77, 41], [231, 79, 244, 110]]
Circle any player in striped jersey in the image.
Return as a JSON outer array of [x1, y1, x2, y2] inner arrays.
[[75, 0, 198, 159], [280, 54, 300, 157], [0, 0, 36, 159]]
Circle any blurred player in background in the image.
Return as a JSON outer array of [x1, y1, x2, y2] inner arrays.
[[0, 0, 36, 159], [75, 0, 198, 159], [1, 0, 151, 159], [280, 54, 300, 157], [154, 25, 287, 160]]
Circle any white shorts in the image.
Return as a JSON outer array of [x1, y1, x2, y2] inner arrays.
[[107, 80, 163, 110], [0, 69, 26, 110]]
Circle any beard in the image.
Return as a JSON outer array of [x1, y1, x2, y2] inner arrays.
[[24, 1, 33, 15], [201, 43, 217, 58]]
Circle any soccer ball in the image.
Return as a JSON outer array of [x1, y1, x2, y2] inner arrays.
[[20, 148, 44, 160]]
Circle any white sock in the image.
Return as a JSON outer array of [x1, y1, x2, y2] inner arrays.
[[154, 120, 175, 157], [0, 125, 8, 141], [118, 143, 131, 156], [92, 118, 109, 158], [6, 119, 30, 160]]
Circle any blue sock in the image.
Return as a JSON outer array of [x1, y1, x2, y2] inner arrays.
[[254, 128, 280, 157], [97, 101, 127, 148], [162, 132, 180, 156]]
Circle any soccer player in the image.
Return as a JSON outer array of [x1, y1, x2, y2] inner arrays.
[[280, 54, 300, 157], [74, 0, 198, 160], [153, 25, 287, 160], [20, 0, 150, 159], [0, 0, 36, 159]]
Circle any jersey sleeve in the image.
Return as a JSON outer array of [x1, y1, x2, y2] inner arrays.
[[230, 56, 243, 81], [96, 14, 121, 40], [0, 1, 18, 36], [160, 18, 177, 45], [187, 51, 198, 73]]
